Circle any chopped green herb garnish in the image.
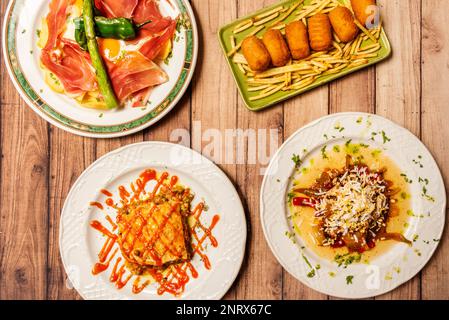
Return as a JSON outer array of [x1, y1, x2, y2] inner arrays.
[[345, 139, 352, 147], [292, 154, 302, 167], [334, 253, 362, 268], [400, 173, 413, 184], [321, 145, 328, 159], [302, 254, 313, 269], [346, 275, 354, 284], [381, 131, 391, 144]]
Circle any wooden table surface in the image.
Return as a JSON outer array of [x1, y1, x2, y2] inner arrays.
[[1, 0, 448, 300]]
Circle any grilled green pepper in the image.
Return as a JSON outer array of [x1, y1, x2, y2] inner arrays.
[[75, 17, 153, 50], [75, 17, 137, 50]]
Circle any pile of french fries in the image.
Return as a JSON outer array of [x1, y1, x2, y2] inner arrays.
[[227, 0, 383, 101]]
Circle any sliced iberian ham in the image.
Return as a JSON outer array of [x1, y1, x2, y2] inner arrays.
[[40, 0, 176, 106], [105, 51, 169, 103], [94, 0, 139, 19], [41, 0, 97, 96]]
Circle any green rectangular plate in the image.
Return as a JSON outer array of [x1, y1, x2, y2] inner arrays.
[[218, 0, 392, 111]]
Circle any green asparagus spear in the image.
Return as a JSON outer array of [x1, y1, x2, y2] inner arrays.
[[83, 0, 119, 109]]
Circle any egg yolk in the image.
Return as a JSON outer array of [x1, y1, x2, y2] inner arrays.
[[99, 39, 122, 61]]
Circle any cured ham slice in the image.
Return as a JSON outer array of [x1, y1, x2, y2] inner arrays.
[[133, 0, 164, 24], [42, 40, 98, 95], [138, 21, 176, 61], [41, 0, 97, 95], [40, 0, 175, 106], [94, 0, 139, 19], [107, 52, 168, 103]]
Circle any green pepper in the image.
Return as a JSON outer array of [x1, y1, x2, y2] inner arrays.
[[74, 18, 88, 50], [74, 16, 140, 50]]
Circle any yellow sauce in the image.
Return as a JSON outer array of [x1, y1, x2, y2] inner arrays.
[[288, 142, 411, 263]]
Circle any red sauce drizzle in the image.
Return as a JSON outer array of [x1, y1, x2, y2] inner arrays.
[[105, 198, 115, 207], [90, 202, 104, 210], [89, 169, 220, 296], [101, 189, 113, 197]]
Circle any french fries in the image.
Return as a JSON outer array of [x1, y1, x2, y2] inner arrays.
[[227, 0, 384, 101]]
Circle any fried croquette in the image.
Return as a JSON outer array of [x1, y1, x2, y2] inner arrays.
[[285, 21, 311, 60], [350, 0, 379, 28], [242, 36, 271, 72], [308, 13, 333, 51], [329, 6, 359, 43], [262, 29, 291, 67]]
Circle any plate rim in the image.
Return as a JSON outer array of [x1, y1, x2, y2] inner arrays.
[[59, 141, 247, 300], [259, 112, 447, 299], [1, 0, 199, 138]]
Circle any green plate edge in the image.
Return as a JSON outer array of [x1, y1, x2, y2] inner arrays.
[[218, 0, 392, 112]]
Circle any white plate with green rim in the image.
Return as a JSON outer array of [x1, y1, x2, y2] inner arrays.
[[2, 0, 198, 138], [261, 112, 446, 299]]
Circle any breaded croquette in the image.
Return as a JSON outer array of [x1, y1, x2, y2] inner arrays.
[[308, 13, 333, 51], [262, 29, 291, 67], [242, 36, 271, 72], [285, 21, 311, 60], [329, 6, 359, 43], [350, 0, 379, 28]]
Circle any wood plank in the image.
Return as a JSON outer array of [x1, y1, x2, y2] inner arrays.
[[95, 134, 144, 159], [375, 0, 421, 300], [234, 0, 284, 301], [47, 128, 95, 300], [144, 90, 191, 144], [0, 101, 49, 299], [190, 0, 238, 299], [329, 68, 376, 114], [421, 0, 449, 300], [283, 88, 329, 300]]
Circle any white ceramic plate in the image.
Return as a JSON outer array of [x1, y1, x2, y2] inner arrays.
[[2, 0, 198, 138], [260, 112, 446, 299], [60, 142, 246, 300]]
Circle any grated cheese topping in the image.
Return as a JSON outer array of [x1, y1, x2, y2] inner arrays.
[[314, 166, 389, 246]]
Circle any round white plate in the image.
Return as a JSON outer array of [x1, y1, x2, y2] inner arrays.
[[60, 142, 246, 300], [2, 0, 198, 138], [260, 112, 446, 299]]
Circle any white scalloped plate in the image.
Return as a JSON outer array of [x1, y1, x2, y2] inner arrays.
[[260, 112, 446, 299], [60, 142, 246, 300]]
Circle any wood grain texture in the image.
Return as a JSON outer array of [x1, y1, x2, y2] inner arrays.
[[375, 0, 422, 300], [47, 128, 94, 300], [0, 0, 448, 300], [421, 0, 449, 300], [0, 101, 49, 299], [234, 0, 284, 301], [190, 0, 238, 299]]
